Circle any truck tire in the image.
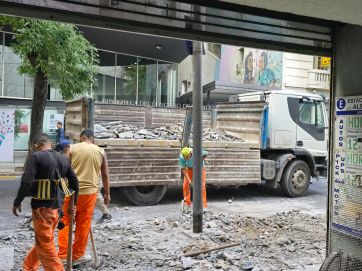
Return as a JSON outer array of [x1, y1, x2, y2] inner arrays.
[[280, 160, 311, 197], [122, 185, 167, 206]]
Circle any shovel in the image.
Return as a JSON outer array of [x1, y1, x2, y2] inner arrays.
[[66, 193, 75, 271], [89, 226, 100, 267]]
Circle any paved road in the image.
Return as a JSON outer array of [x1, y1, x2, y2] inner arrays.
[[0, 177, 328, 231], [0, 178, 31, 231]]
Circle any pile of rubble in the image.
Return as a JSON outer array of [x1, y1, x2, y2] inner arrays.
[[94, 122, 244, 142], [2, 210, 325, 271]]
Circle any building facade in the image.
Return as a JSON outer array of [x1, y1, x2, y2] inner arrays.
[[177, 43, 331, 100]]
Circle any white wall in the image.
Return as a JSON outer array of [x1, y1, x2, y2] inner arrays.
[[177, 49, 219, 95], [283, 53, 313, 90]]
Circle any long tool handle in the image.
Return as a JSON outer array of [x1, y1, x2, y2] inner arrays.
[[66, 194, 75, 271], [183, 242, 240, 258], [89, 226, 100, 267]]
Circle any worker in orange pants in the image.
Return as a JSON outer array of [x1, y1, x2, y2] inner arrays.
[[179, 147, 208, 212], [58, 129, 110, 265], [58, 194, 97, 261], [183, 167, 207, 208], [12, 134, 79, 271], [23, 209, 64, 271]]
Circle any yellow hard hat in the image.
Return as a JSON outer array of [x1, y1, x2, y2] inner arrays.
[[181, 147, 192, 158]]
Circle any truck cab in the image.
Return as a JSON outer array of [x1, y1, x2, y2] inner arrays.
[[266, 91, 328, 157], [238, 90, 329, 197]]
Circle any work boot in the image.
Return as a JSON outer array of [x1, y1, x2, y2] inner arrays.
[[181, 200, 191, 214], [97, 213, 112, 224], [184, 205, 191, 213]]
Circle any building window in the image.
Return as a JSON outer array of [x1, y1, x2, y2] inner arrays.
[[181, 80, 188, 95], [0, 31, 178, 105], [207, 43, 221, 59], [299, 100, 325, 128]]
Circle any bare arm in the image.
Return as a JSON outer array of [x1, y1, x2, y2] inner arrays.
[[100, 152, 111, 205], [182, 168, 192, 184]]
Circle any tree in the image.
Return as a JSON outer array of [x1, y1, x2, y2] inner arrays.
[[0, 16, 99, 153]]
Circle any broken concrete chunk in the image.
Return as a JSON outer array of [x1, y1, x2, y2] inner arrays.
[[94, 124, 108, 133], [241, 260, 254, 270], [118, 131, 134, 139], [94, 122, 245, 142], [181, 257, 194, 269]]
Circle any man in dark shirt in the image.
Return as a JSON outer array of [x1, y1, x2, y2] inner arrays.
[[55, 121, 65, 152], [13, 133, 79, 271]]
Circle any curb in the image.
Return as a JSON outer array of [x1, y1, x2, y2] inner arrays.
[[0, 176, 19, 180], [0, 172, 22, 179]]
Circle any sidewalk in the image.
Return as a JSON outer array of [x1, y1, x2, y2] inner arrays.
[[0, 164, 22, 178], [0, 151, 25, 178], [0, 168, 22, 179]]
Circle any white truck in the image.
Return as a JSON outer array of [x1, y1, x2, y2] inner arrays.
[[65, 90, 328, 205], [231, 90, 328, 197]]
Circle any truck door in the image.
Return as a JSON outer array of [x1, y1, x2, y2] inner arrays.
[[296, 98, 328, 157]]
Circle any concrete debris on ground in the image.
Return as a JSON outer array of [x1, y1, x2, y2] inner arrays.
[[94, 123, 244, 142], [2, 210, 325, 271]]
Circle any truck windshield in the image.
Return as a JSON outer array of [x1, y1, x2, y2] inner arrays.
[[299, 100, 325, 128]]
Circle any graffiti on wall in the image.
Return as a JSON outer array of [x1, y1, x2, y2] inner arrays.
[[219, 46, 283, 88], [0, 109, 15, 162]]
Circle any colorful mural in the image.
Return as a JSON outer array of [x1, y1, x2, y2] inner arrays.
[[0, 109, 15, 162], [219, 45, 283, 88]]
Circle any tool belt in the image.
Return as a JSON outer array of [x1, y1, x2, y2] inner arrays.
[[32, 178, 73, 200]]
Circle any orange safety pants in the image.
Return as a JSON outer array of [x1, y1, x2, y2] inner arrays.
[[23, 208, 64, 271], [58, 193, 97, 261], [183, 167, 207, 208]]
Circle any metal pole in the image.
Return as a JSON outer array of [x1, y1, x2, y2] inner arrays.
[[156, 60, 159, 105], [66, 194, 75, 271], [192, 40, 203, 233], [136, 57, 139, 105], [114, 53, 117, 101], [87, 98, 94, 130], [1, 32, 5, 97], [90, 50, 93, 98]]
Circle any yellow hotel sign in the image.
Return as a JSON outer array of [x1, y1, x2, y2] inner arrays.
[[321, 57, 331, 67]]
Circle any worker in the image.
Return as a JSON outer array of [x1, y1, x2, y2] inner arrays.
[[58, 129, 110, 265], [179, 147, 208, 213], [12, 133, 79, 271], [59, 136, 71, 154], [60, 136, 110, 224]]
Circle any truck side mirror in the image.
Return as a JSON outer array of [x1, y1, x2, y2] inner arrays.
[[316, 126, 328, 132]]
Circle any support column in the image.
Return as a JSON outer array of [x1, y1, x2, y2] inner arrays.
[[192, 40, 203, 233], [327, 24, 362, 260]]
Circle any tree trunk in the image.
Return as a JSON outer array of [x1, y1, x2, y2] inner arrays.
[[25, 69, 48, 163]]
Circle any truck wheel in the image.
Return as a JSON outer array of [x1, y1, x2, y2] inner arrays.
[[280, 160, 311, 197], [122, 186, 167, 206]]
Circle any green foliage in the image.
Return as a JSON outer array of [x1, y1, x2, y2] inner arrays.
[[14, 109, 28, 138], [0, 16, 99, 99]]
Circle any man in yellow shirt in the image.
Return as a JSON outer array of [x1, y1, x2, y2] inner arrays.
[[58, 129, 110, 265]]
